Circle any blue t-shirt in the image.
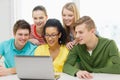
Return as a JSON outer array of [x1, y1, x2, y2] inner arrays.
[[0, 38, 37, 68]]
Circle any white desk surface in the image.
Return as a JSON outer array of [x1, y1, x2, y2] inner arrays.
[[0, 73, 120, 80]]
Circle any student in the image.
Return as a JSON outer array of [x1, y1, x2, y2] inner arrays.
[[62, 2, 80, 49], [0, 20, 37, 76], [34, 19, 69, 73], [63, 16, 120, 79], [29, 5, 48, 45]]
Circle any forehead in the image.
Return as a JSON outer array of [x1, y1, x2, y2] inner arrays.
[[45, 27, 58, 33], [15, 29, 29, 34], [32, 10, 46, 17], [75, 23, 87, 31], [62, 8, 73, 15]]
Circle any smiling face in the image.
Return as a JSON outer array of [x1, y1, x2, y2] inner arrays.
[[14, 29, 30, 49], [75, 23, 95, 45], [45, 27, 61, 47], [62, 8, 75, 27], [32, 10, 47, 29]]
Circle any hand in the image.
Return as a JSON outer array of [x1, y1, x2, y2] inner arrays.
[[0, 66, 10, 76], [29, 39, 40, 45], [66, 40, 78, 50], [76, 70, 93, 79], [66, 41, 74, 50]]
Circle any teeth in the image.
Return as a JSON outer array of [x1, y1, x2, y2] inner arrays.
[[48, 41, 53, 44], [65, 21, 69, 23]]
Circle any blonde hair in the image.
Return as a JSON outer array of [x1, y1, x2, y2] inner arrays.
[[74, 16, 96, 31], [62, 2, 80, 27], [62, 2, 80, 41]]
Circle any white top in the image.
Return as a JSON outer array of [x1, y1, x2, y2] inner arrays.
[[88, 50, 92, 56]]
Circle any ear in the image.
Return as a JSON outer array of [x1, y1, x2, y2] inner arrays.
[[59, 33, 61, 38], [91, 28, 96, 34], [46, 15, 48, 20]]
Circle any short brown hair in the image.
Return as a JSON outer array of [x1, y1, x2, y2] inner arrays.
[[13, 20, 31, 35], [74, 16, 96, 31]]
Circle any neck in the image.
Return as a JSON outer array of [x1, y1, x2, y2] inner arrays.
[[49, 43, 60, 51], [14, 42, 24, 50], [49, 43, 60, 61], [36, 26, 43, 34], [86, 35, 98, 51]]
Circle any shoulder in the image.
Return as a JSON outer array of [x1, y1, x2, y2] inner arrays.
[[69, 44, 83, 53], [60, 45, 69, 52], [0, 38, 14, 46], [35, 44, 48, 50], [30, 24, 36, 32], [34, 44, 49, 56], [99, 36, 115, 45], [0, 38, 14, 55], [61, 45, 68, 49], [98, 36, 118, 50], [27, 41, 37, 48], [31, 24, 35, 28], [37, 44, 48, 48]]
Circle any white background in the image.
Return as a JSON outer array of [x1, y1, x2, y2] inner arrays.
[[0, 0, 120, 49], [79, 0, 120, 48]]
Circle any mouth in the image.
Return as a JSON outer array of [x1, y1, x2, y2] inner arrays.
[[20, 40, 26, 44], [37, 22, 43, 26], [48, 41, 54, 45], [65, 21, 70, 24]]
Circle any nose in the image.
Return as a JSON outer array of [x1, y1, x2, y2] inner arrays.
[[36, 19, 40, 22], [47, 36, 52, 40], [21, 35, 26, 39], [63, 16, 68, 20], [65, 17, 69, 20], [75, 33, 79, 39]]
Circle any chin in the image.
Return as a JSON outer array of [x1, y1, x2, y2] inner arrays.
[[21, 43, 26, 46], [48, 44, 54, 47], [65, 23, 70, 26], [78, 42, 84, 45]]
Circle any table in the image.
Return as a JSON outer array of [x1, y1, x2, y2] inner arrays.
[[0, 73, 120, 80], [59, 73, 120, 80]]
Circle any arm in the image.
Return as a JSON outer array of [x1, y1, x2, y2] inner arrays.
[[0, 56, 15, 76], [0, 66, 16, 76], [63, 47, 80, 76], [93, 40, 120, 74], [66, 39, 78, 50], [63, 47, 93, 79], [0, 42, 16, 76], [0, 55, 2, 59], [76, 70, 93, 79]]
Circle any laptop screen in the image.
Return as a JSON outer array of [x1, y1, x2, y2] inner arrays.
[[15, 56, 55, 80]]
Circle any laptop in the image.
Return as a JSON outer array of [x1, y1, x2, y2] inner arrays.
[[15, 56, 57, 80]]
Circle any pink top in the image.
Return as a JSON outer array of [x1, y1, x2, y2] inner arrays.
[[30, 24, 45, 45]]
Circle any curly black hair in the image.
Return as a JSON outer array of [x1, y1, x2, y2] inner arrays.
[[43, 18, 67, 45]]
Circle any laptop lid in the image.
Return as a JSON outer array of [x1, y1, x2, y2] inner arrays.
[[15, 56, 55, 80]]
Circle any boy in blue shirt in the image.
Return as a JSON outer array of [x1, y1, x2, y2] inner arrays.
[[0, 20, 37, 76]]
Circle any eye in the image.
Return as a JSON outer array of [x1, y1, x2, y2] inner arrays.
[[39, 17, 44, 19], [79, 31, 83, 34], [62, 14, 66, 17], [68, 15, 73, 17], [45, 34, 49, 36], [52, 34, 57, 36], [33, 17, 37, 20]]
